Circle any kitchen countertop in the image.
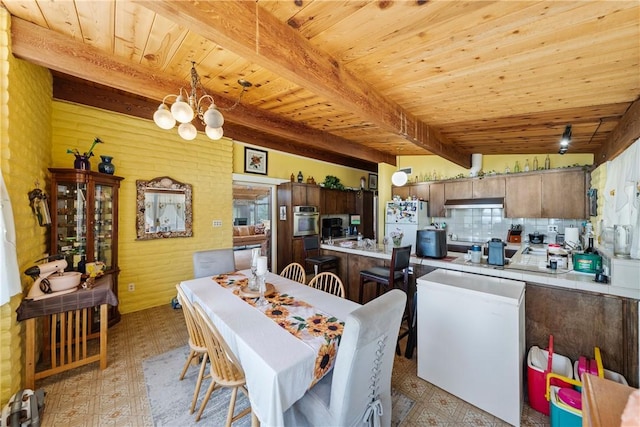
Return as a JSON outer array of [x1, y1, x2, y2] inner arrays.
[[321, 242, 639, 299]]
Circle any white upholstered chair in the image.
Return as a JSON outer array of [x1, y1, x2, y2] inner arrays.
[[193, 248, 236, 278], [280, 262, 306, 284], [284, 289, 407, 427]]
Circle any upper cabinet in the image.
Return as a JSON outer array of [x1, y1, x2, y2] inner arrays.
[[505, 174, 542, 218], [541, 170, 587, 219], [429, 183, 446, 217], [391, 167, 588, 220], [473, 176, 506, 198], [505, 169, 588, 219], [289, 182, 320, 207], [444, 181, 472, 200], [321, 188, 356, 214]]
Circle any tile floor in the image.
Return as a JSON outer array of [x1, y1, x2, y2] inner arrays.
[[35, 303, 551, 426]]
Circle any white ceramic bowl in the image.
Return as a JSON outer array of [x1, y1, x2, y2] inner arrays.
[[48, 271, 82, 292]]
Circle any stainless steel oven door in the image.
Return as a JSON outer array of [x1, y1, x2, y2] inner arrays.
[[293, 212, 319, 237]]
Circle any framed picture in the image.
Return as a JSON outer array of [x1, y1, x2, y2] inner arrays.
[[368, 173, 378, 190], [244, 147, 268, 175], [279, 206, 287, 221]]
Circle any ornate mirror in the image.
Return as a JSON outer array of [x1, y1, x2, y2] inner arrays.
[[136, 176, 192, 240]]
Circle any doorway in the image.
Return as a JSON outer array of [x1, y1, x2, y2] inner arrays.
[[232, 182, 273, 270]]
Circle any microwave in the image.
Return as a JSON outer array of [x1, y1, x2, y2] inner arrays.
[[293, 206, 319, 237]]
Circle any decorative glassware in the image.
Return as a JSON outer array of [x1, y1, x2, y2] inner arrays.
[[255, 256, 268, 306], [249, 248, 261, 291]]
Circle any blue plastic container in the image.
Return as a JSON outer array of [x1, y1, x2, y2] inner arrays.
[[549, 386, 582, 427]]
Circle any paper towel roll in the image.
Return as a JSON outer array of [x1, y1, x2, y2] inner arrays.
[[565, 226, 580, 246]]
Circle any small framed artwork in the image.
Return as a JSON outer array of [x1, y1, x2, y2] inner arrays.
[[279, 206, 287, 221], [368, 173, 378, 190], [244, 147, 268, 175]]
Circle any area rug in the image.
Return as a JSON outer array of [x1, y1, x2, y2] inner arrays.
[[143, 345, 415, 426]]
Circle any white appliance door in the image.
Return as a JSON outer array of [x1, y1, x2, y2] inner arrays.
[[386, 200, 418, 225], [386, 223, 417, 253]]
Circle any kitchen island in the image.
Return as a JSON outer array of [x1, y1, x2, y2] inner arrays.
[[321, 241, 639, 387]]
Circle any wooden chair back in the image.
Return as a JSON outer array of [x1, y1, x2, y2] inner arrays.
[[308, 272, 346, 298], [175, 284, 207, 351], [192, 302, 246, 387], [280, 262, 306, 284]]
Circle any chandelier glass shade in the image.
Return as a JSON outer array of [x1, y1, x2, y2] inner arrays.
[[153, 62, 249, 141]]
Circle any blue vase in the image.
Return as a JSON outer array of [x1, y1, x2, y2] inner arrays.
[[98, 155, 115, 174], [74, 155, 91, 170]]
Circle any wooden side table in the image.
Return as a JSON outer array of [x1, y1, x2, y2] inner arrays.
[[16, 275, 118, 389]]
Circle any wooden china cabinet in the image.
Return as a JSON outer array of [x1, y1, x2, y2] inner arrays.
[[48, 168, 123, 327]]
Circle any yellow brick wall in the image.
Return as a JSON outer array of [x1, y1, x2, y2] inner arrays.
[[51, 101, 234, 314], [1, 8, 53, 405]]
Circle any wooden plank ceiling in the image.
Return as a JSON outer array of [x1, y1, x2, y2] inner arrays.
[[3, 0, 639, 171]]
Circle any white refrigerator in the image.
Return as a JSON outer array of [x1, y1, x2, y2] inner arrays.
[[384, 200, 429, 253]]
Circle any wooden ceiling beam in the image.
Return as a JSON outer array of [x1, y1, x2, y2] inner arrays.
[[594, 98, 640, 165], [135, 0, 471, 168], [10, 16, 393, 167]]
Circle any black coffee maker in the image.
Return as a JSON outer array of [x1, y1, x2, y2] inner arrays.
[[322, 218, 343, 239]]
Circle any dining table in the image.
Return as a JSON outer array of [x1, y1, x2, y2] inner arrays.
[[179, 269, 360, 426]]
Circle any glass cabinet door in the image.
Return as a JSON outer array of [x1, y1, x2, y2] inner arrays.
[[94, 184, 114, 269], [55, 181, 87, 270]]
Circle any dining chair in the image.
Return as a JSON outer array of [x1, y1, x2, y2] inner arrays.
[[308, 271, 345, 298], [280, 262, 306, 284], [175, 285, 208, 414], [193, 248, 236, 278], [303, 235, 339, 276], [358, 245, 413, 356], [285, 289, 407, 427], [192, 302, 257, 426]]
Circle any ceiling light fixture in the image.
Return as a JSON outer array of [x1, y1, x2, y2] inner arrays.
[[153, 62, 252, 141], [391, 170, 408, 186], [558, 124, 571, 155]]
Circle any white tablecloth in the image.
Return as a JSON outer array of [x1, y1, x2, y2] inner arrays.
[[179, 270, 360, 426]]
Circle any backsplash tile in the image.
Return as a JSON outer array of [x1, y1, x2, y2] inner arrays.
[[435, 208, 583, 243]]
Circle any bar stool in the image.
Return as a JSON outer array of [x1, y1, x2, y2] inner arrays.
[[359, 245, 413, 355], [303, 236, 339, 276]]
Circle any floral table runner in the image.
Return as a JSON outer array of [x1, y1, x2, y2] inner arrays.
[[212, 272, 344, 386]]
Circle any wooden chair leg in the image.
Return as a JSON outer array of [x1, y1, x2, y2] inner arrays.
[[190, 352, 208, 413], [195, 376, 218, 422], [226, 387, 239, 427], [180, 349, 196, 380]]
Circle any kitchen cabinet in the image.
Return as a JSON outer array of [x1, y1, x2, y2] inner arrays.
[[505, 174, 541, 218], [429, 183, 445, 217], [289, 182, 320, 207], [355, 190, 375, 238], [505, 169, 588, 219], [277, 182, 320, 272], [392, 183, 429, 201], [444, 181, 472, 200], [49, 168, 123, 326], [541, 170, 586, 219], [321, 188, 356, 214], [473, 176, 505, 198]]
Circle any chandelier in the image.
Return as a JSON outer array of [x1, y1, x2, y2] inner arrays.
[[153, 62, 252, 141]]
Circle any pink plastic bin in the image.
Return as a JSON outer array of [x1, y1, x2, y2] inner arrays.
[[527, 337, 574, 416]]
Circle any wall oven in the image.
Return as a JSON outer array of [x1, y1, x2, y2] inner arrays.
[[293, 206, 319, 237]]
